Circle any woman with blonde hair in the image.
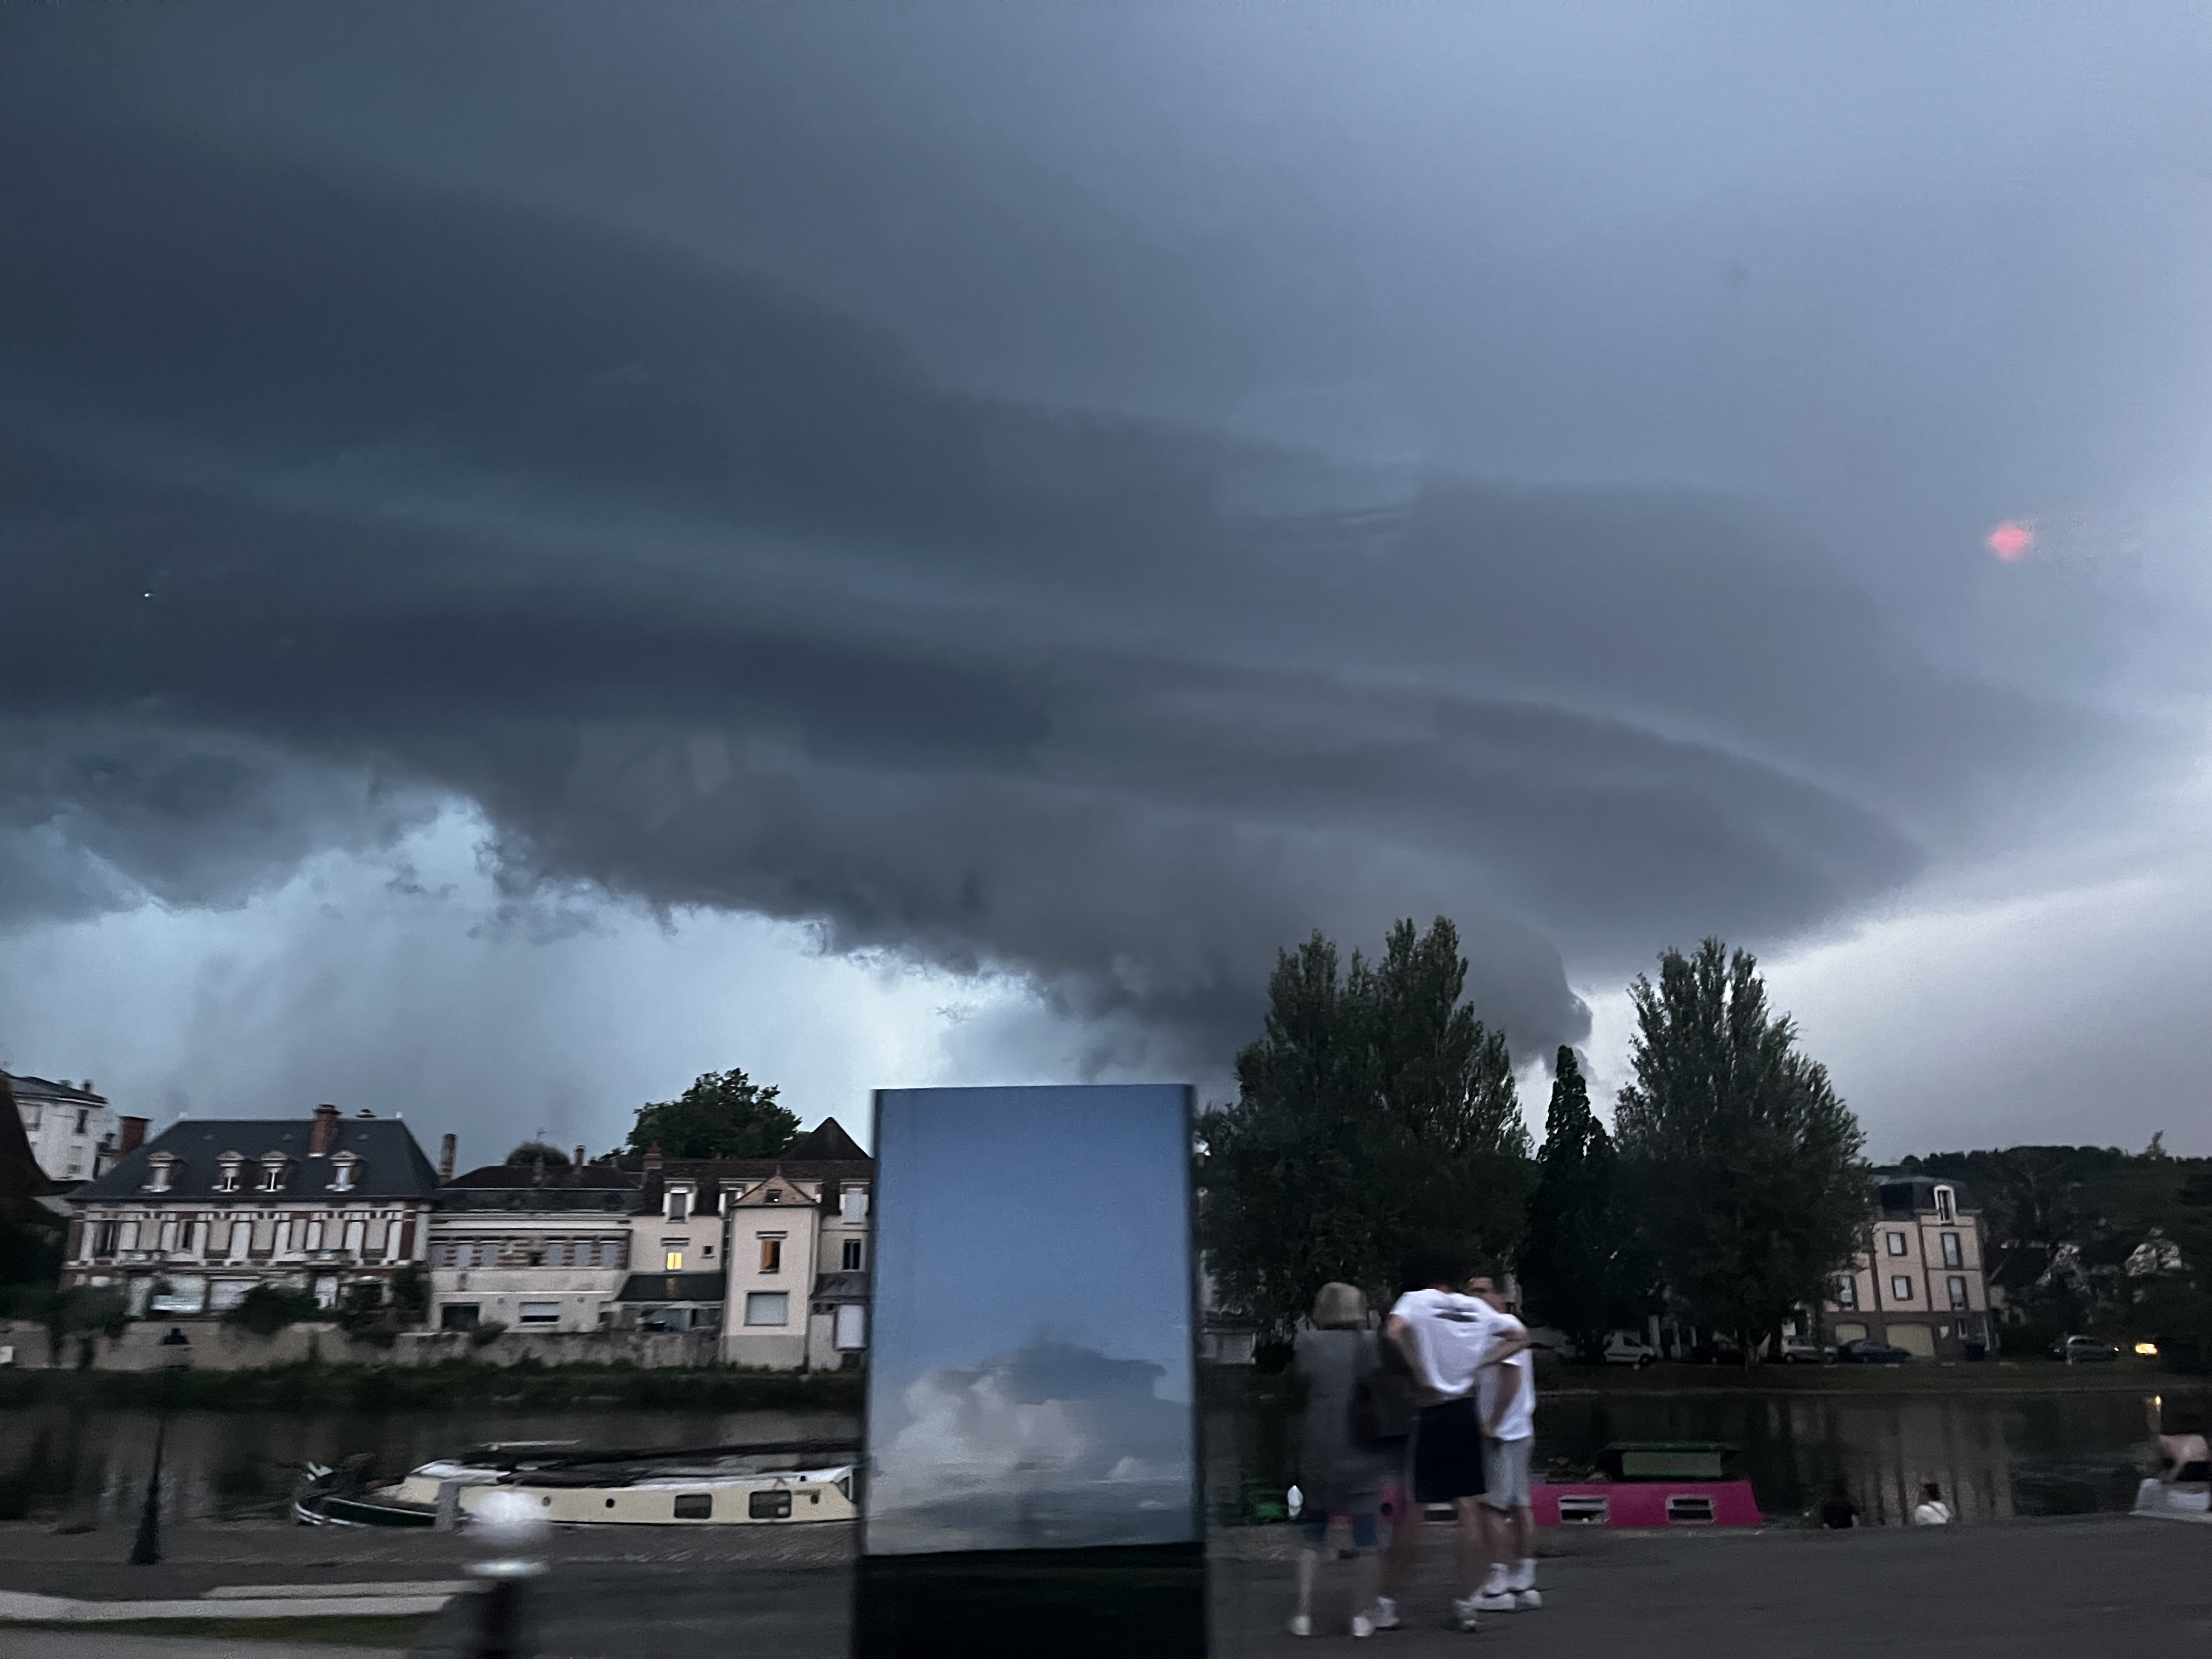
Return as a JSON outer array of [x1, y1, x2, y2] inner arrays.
[[1290, 1281, 1396, 1638]]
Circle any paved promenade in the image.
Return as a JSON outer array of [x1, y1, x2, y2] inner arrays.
[[0, 1513, 2203, 1657]]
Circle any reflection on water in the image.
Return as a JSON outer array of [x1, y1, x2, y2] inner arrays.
[[1206, 1387, 2161, 1527], [0, 1389, 2160, 1532], [0, 1408, 854, 1528]]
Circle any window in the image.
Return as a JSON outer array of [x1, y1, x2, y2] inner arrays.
[[1940, 1232, 1962, 1268], [1891, 1275, 1914, 1301], [75, 1109, 89, 1135], [21, 1105, 38, 1131], [702, 1243, 714, 1259], [667, 1190, 689, 1223], [92, 1221, 117, 1258], [1835, 1276, 1857, 1308], [518, 1301, 560, 1326], [260, 1159, 287, 1192], [119, 1220, 139, 1251], [748, 1489, 792, 1520], [343, 1219, 366, 1255], [441, 1304, 480, 1330], [841, 1188, 868, 1223], [145, 1157, 174, 1193], [595, 1239, 620, 1267], [215, 1161, 241, 1193], [745, 1291, 789, 1326], [329, 1156, 357, 1192], [834, 1304, 867, 1350], [664, 1250, 684, 1271], [1947, 1276, 1970, 1311], [1885, 1232, 1907, 1256], [229, 1221, 251, 1259], [675, 1493, 714, 1520], [842, 1238, 864, 1271], [763, 1187, 781, 1204], [1934, 1185, 1956, 1222], [759, 1237, 783, 1274]]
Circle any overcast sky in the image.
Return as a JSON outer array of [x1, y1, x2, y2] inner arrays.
[[5, 4, 2211, 1160]]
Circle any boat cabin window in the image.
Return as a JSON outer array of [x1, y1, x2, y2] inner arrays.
[[674, 1493, 713, 1520], [749, 1489, 792, 1520]]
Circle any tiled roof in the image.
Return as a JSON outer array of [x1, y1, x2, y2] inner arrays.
[[71, 1118, 442, 1202], [444, 1162, 641, 1191], [3, 1071, 107, 1105]]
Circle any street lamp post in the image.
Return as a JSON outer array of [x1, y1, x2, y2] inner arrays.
[[467, 1488, 549, 1658], [128, 1325, 192, 1567]]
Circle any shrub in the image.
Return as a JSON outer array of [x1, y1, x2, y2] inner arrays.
[[469, 1319, 509, 1349], [224, 1285, 324, 1337]]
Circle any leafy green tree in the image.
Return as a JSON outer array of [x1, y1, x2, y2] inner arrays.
[[1520, 1047, 1651, 1357], [504, 1142, 572, 1166], [1198, 918, 1534, 1341], [1613, 939, 1867, 1361], [224, 1284, 324, 1337], [626, 1068, 797, 1159]]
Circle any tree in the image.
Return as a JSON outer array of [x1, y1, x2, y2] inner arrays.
[[504, 1142, 572, 1167], [1520, 1047, 1651, 1357], [626, 1068, 797, 1159], [1612, 939, 1867, 1360], [1198, 918, 1534, 1342]]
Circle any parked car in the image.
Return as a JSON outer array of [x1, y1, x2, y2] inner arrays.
[[1598, 1331, 1659, 1368], [2051, 1334, 2120, 1364], [1688, 1334, 1745, 1365], [1832, 1338, 1912, 1364], [1775, 1335, 1833, 1364]]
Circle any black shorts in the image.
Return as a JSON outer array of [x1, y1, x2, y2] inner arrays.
[[1410, 1399, 1486, 1504]]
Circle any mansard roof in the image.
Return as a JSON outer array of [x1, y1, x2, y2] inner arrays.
[[72, 1117, 442, 1203]]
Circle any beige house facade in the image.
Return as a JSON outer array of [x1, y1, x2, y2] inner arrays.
[[427, 1156, 637, 1334], [1825, 1176, 1993, 1358], [8, 1072, 116, 1183]]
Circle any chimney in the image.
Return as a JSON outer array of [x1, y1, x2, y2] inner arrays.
[[438, 1133, 458, 1183], [574, 1146, 586, 1169], [644, 1142, 663, 1175], [309, 1103, 342, 1156], [117, 1116, 148, 1155]]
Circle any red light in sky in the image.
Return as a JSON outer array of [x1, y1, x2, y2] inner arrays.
[[1986, 521, 2033, 561]]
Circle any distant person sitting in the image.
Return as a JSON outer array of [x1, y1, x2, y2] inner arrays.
[[1289, 1283, 1396, 1639], [1378, 1250, 1529, 1634], [1911, 1482, 1954, 1525], [1819, 1480, 1860, 1529]]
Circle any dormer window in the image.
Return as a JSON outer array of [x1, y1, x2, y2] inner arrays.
[[667, 1189, 689, 1223], [1933, 1184, 1956, 1222], [215, 1156, 244, 1194], [259, 1154, 291, 1193], [329, 1153, 361, 1193], [144, 1153, 177, 1193], [763, 1187, 781, 1204]]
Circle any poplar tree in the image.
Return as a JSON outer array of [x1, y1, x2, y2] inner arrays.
[[1520, 1047, 1650, 1356]]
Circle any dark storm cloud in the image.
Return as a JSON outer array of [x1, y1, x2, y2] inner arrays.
[[4, 4, 2188, 1086]]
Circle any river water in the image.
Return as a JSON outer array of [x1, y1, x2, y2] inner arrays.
[[0, 1390, 2162, 1531]]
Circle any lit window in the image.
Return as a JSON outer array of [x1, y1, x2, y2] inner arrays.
[[1940, 1232, 1962, 1268], [664, 1250, 684, 1271], [1891, 1276, 1913, 1300], [1947, 1276, 1969, 1311], [1835, 1277, 1858, 1309], [759, 1237, 782, 1274], [1885, 1232, 1907, 1256], [744, 1291, 789, 1326], [842, 1238, 864, 1271]]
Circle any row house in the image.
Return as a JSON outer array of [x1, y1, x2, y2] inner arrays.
[[1824, 1175, 1994, 1358], [626, 1117, 874, 1369], [426, 1152, 637, 1334], [7, 1071, 119, 1183], [64, 1105, 442, 1314]]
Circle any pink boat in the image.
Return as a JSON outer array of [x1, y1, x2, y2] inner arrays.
[[1531, 1442, 1764, 1528]]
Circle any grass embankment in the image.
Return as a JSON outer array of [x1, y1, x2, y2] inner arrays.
[[0, 1614, 435, 1646], [0, 1358, 864, 1414], [1541, 1357, 2181, 1396]]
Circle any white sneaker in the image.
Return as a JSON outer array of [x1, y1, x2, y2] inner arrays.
[[1470, 1589, 1517, 1612], [1351, 1613, 1375, 1638], [1371, 1596, 1400, 1630], [1289, 1615, 1312, 1638], [1479, 1565, 1511, 1598], [1514, 1588, 1543, 1610], [1451, 1596, 1481, 1632]]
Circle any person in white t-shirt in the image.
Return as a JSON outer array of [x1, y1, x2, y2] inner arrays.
[[1911, 1482, 1954, 1526], [1467, 1275, 1538, 1612], [1375, 1252, 1528, 1634]]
